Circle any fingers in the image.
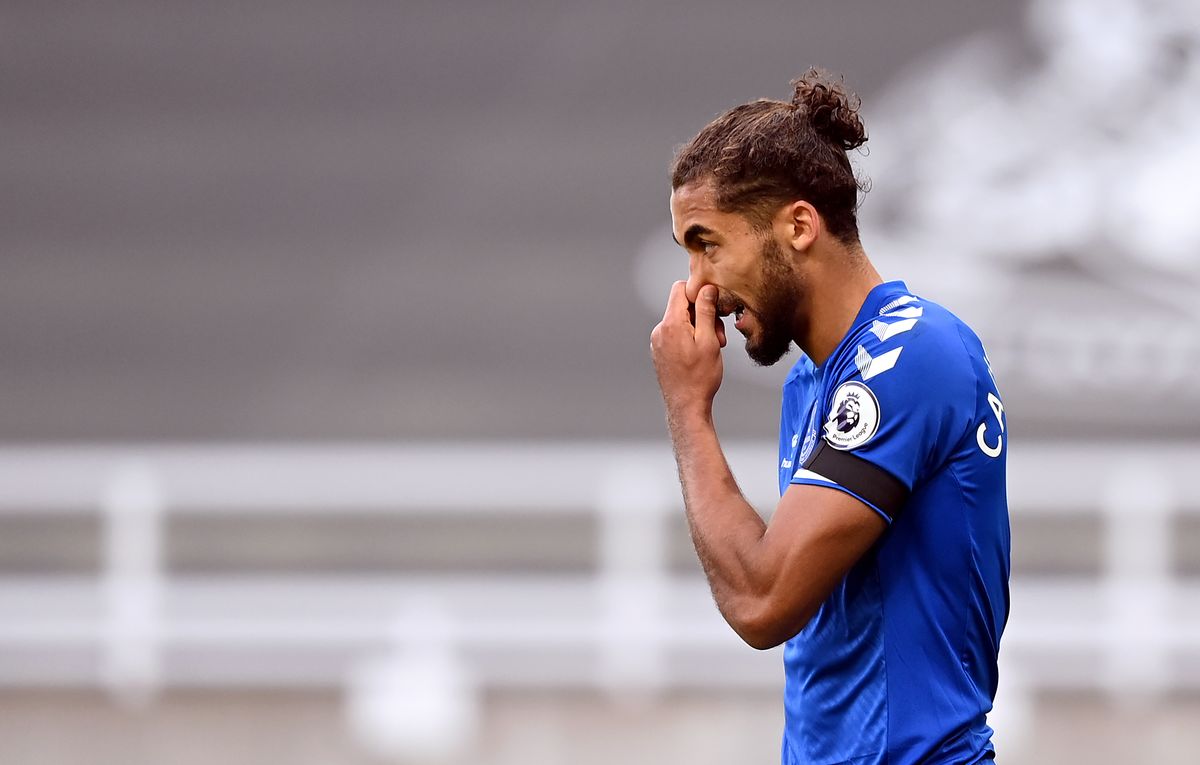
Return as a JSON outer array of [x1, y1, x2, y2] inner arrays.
[[663, 280, 690, 322], [692, 284, 720, 347], [715, 313, 727, 348]]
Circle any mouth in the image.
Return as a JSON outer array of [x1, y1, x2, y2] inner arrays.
[[733, 304, 749, 333], [716, 298, 746, 322], [717, 300, 750, 334]]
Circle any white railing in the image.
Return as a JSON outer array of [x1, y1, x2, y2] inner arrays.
[[0, 440, 1197, 754]]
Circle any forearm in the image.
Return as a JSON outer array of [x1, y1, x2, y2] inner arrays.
[[667, 405, 770, 624], [652, 282, 786, 646]]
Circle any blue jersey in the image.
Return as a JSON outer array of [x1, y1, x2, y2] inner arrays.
[[776, 281, 1010, 765]]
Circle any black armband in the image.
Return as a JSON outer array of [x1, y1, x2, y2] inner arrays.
[[801, 440, 910, 521]]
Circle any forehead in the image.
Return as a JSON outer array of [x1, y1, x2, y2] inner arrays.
[[669, 182, 744, 242], [670, 181, 718, 222]]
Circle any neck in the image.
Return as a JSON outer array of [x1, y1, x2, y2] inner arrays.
[[793, 243, 881, 367]]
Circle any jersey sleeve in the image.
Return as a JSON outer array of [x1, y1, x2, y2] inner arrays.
[[790, 309, 975, 523]]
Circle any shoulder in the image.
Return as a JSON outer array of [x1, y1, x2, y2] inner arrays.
[[830, 293, 978, 391], [813, 293, 986, 478], [819, 293, 983, 453]]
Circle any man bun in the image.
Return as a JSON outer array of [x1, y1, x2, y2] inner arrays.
[[671, 67, 869, 243], [791, 68, 867, 152]]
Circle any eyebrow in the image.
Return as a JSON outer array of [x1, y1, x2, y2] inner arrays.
[[673, 224, 715, 249]]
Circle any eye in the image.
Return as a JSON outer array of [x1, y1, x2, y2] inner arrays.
[[698, 239, 717, 254]]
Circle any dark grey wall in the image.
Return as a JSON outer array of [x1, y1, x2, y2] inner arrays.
[[12, 2, 1191, 442]]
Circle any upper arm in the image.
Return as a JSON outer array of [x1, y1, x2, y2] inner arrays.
[[791, 313, 977, 523], [740, 482, 886, 648]]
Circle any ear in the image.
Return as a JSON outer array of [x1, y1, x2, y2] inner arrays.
[[780, 200, 821, 253]]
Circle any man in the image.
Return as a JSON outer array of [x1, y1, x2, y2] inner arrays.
[[650, 69, 1010, 764]]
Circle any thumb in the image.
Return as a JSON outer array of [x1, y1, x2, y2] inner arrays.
[[693, 285, 718, 343]]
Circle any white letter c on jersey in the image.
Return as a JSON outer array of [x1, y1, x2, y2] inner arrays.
[[976, 392, 1005, 458]]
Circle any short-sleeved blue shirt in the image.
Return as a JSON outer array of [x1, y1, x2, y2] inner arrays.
[[776, 281, 1010, 765]]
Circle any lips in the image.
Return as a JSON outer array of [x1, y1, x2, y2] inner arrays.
[[734, 307, 750, 332], [716, 297, 749, 332], [716, 298, 745, 320]]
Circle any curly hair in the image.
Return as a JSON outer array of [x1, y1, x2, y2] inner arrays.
[[670, 68, 869, 243]]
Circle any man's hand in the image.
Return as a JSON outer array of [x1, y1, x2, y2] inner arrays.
[[650, 281, 727, 420]]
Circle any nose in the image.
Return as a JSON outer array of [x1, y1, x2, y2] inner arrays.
[[684, 255, 708, 304]]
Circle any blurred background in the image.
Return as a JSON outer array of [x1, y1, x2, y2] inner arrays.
[[3, 0, 1199, 762]]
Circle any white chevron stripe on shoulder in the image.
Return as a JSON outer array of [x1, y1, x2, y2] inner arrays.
[[878, 294, 917, 314], [881, 305, 923, 319], [869, 317, 918, 342], [855, 344, 903, 381]]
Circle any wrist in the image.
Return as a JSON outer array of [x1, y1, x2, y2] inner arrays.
[[666, 400, 714, 433]]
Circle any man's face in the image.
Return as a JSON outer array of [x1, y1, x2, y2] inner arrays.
[[669, 182, 802, 366]]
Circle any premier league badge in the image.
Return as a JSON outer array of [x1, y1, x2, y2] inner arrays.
[[824, 381, 880, 450]]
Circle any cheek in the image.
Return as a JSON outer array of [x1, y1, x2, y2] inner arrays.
[[723, 260, 759, 293]]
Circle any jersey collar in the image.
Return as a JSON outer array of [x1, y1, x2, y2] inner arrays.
[[811, 280, 912, 374], [785, 280, 912, 380], [853, 280, 911, 327]]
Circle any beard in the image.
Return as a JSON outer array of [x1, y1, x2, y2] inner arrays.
[[742, 237, 802, 367]]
